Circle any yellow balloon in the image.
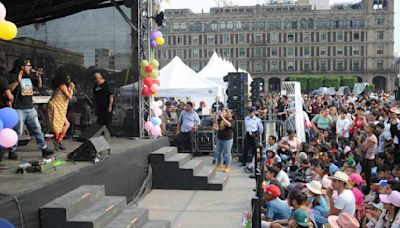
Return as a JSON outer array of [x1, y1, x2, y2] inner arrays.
[[150, 59, 159, 69], [150, 69, 159, 78], [140, 60, 149, 68], [155, 37, 165, 46], [140, 68, 147, 78], [0, 21, 17, 41]]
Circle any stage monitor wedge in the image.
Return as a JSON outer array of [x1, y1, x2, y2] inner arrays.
[[78, 125, 110, 142], [67, 136, 110, 162]]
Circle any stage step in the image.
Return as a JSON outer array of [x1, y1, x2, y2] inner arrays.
[[149, 146, 229, 191], [40, 185, 171, 228]]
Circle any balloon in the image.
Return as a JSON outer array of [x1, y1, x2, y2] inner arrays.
[[139, 68, 147, 78], [140, 60, 149, 68], [153, 107, 162, 117], [155, 31, 163, 38], [150, 30, 159, 40], [0, 128, 18, 148], [0, 21, 17, 41], [151, 117, 161, 126], [156, 100, 163, 107], [153, 79, 160, 86], [145, 65, 153, 73], [0, 2, 6, 21], [150, 126, 162, 138], [155, 37, 165, 46], [151, 84, 159, 93], [150, 69, 159, 78], [0, 119, 3, 131], [144, 121, 153, 131], [150, 40, 158, 48], [144, 77, 153, 87], [141, 87, 152, 96], [150, 59, 159, 68], [0, 107, 18, 128]]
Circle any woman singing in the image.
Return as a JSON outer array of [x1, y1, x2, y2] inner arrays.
[[47, 72, 74, 150], [214, 109, 234, 173]]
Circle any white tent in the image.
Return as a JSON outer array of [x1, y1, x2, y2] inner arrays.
[[155, 56, 221, 97]]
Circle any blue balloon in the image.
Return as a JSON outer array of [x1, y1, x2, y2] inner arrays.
[[0, 118, 3, 131], [0, 107, 18, 128], [151, 117, 161, 126], [0, 218, 15, 228]]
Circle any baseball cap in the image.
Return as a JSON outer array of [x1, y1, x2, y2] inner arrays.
[[264, 184, 281, 198], [347, 158, 356, 167], [294, 209, 314, 227], [348, 173, 363, 185], [379, 191, 400, 207]]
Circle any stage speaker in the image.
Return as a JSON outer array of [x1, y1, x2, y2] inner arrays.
[[78, 125, 110, 142], [67, 136, 110, 162]]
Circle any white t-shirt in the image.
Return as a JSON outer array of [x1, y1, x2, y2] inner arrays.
[[337, 118, 351, 138], [378, 131, 392, 154], [276, 170, 290, 189], [335, 189, 356, 216]]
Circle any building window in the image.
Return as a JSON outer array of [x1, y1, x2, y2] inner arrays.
[[177, 36, 184, 45], [320, 47, 327, 56], [211, 22, 218, 31], [287, 47, 294, 56], [300, 18, 307, 29], [353, 46, 360, 56], [288, 32, 294, 42], [308, 18, 314, 29], [208, 49, 214, 57], [376, 17, 384, 26], [180, 23, 187, 30], [353, 32, 360, 41], [255, 34, 262, 43], [304, 61, 311, 72], [161, 50, 167, 59], [271, 61, 279, 72], [291, 19, 297, 29], [284, 19, 291, 29], [352, 59, 360, 71], [268, 19, 274, 30], [272, 48, 278, 56], [376, 60, 384, 70], [192, 49, 199, 58], [177, 49, 183, 58], [252, 20, 258, 30], [317, 19, 323, 28], [288, 61, 294, 72], [191, 35, 199, 45], [255, 62, 262, 72], [255, 48, 262, 57], [337, 60, 344, 71], [192, 63, 199, 72], [239, 62, 246, 71], [324, 19, 330, 28], [259, 20, 266, 30], [320, 32, 327, 42], [220, 21, 226, 30], [271, 33, 279, 43], [377, 45, 384, 54], [223, 48, 230, 57], [236, 21, 242, 30], [239, 34, 246, 43], [303, 32, 311, 42], [207, 35, 214, 44], [376, 31, 384, 40], [239, 48, 246, 57], [320, 60, 327, 72], [194, 21, 202, 31], [173, 23, 180, 31], [227, 21, 233, 30], [304, 47, 310, 56], [223, 34, 230, 44], [337, 31, 344, 41], [337, 47, 344, 56], [275, 19, 281, 30], [243, 21, 250, 30]]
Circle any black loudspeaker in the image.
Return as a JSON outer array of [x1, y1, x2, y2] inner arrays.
[[226, 72, 249, 118], [250, 78, 265, 101], [67, 136, 110, 162], [78, 125, 110, 142]]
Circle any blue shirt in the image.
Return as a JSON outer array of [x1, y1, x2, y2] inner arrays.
[[244, 116, 263, 134], [265, 199, 291, 221], [310, 196, 328, 211], [179, 110, 200, 132]]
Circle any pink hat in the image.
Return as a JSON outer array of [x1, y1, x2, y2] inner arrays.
[[348, 173, 363, 185], [328, 213, 359, 228], [379, 191, 400, 207]]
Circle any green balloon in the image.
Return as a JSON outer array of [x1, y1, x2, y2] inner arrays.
[[150, 70, 159, 78], [150, 59, 159, 68], [140, 60, 149, 68]]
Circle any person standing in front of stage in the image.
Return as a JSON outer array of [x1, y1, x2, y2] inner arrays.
[[8, 58, 53, 159], [0, 58, 14, 162], [93, 72, 114, 129], [214, 109, 235, 173], [47, 71, 75, 151], [176, 102, 200, 156], [240, 106, 264, 166]]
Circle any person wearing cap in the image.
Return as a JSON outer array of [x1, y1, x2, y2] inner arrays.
[[306, 181, 329, 216], [240, 106, 263, 166], [328, 212, 359, 228], [287, 190, 317, 228], [348, 173, 364, 207], [377, 190, 400, 227], [326, 171, 356, 217], [176, 102, 201, 156]]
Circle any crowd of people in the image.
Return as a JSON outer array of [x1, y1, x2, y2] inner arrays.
[[243, 93, 400, 228]]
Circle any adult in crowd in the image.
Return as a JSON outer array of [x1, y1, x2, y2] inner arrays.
[[211, 96, 224, 113], [47, 71, 74, 151], [265, 166, 285, 200], [326, 171, 356, 217], [278, 130, 301, 162], [196, 101, 206, 115], [311, 106, 333, 135], [0, 58, 14, 162], [93, 72, 113, 129], [214, 109, 234, 173], [176, 102, 200, 156], [261, 184, 291, 228], [8, 58, 53, 159], [240, 107, 263, 167], [360, 123, 378, 188]]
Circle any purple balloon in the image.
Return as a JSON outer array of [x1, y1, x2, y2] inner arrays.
[[150, 31, 158, 40], [155, 31, 163, 38], [150, 40, 158, 48]]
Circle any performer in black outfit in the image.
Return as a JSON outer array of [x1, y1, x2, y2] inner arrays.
[[93, 72, 114, 129]]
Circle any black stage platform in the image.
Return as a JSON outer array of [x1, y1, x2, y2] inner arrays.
[[0, 137, 169, 228]]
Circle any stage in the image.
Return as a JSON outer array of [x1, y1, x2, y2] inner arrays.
[[0, 137, 169, 228]]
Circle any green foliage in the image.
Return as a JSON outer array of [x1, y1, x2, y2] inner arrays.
[[308, 76, 324, 91], [366, 84, 375, 92], [340, 77, 357, 89], [324, 77, 340, 88], [288, 75, 309, 93]]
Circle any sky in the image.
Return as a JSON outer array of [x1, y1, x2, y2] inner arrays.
[[162, 0, 400, 56]]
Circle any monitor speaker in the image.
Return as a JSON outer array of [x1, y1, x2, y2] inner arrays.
[[78, 125, 110, 142], [67, 136, 110, 162]]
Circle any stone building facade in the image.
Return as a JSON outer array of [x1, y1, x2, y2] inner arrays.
[[157, 0, 396, 92]]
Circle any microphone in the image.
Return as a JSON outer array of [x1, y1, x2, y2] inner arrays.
[[30, 69, 37, 73]]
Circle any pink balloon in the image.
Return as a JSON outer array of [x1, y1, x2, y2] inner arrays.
[[144, 121, 153, 131], [151, 84, 159, 93], [0, 128, 18, 148], [155, 31, 163, 38], [150, 30, 158, 40], [150, 126, 162, 138], [0, 2, 6, 21]]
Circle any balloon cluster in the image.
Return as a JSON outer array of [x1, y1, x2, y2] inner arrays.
[[144, 100, 163, 138], [0, 2, 17, 41], [0, 108, 19, 148], [149, 30, 165, 48], [140, 59, 160, 97]]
